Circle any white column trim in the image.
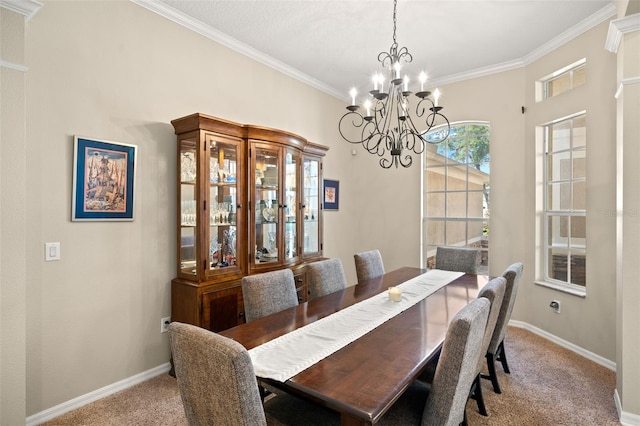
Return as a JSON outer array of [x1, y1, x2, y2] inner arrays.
[[605, 13, 640, 53], [615, 389, 640, 426], [0, 60, 28, 72], [616, 77, 640, 99], [0, 0, 43, 20]]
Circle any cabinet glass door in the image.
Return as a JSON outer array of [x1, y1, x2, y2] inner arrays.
[[179, 137, 198, 277], [284, 150, 299, 261], [303, 157, 321, 256], [207, 135, 241, 276], [253, 145, 280, 265]]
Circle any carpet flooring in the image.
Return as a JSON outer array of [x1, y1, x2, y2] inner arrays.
[[41, 327, 619, 425]]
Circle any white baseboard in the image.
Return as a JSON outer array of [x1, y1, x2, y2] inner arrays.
[[26, 362, 172, 426], [615, 389, 640, 426], [508, 319, 616, 371], [26, 322, 640, 425], [509, 320, 640, 425]]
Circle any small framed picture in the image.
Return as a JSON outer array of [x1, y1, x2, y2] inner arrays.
[[323, 179, 339, 211], [72, 136, 137, 221]]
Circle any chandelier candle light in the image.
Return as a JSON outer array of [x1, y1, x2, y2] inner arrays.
[[339, 0, 450, 169]]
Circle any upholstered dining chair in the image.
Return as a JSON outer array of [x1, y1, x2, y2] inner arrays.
[[354, 249, 385, 283], [378, 297, 490, 426], [417, 277, 505, 418], [169, 322, 337, 426], [483, 262, 524, 394], [241, 269, 299, 323], [435, 246, 480, 274], [307, 258, 348, 300], [468, 276, 506, 416]]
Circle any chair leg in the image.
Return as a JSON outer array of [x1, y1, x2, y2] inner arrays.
[[469, 374, 488, 416], [481, 352, 502, 394], [496, 340, 510, 374]]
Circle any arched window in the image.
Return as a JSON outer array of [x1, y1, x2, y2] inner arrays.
[[422, 122, 490, 273]]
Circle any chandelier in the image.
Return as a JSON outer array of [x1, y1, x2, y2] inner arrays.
[[338, 0, 450, 169]]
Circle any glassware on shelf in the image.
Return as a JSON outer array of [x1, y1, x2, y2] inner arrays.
[[210, 159, 219, 184], [181, 152, 196, 182], [181, 200, 197, 226], [262, 200, 276, 223], [219, 165, 230, 183], [223, 203, 230, 224], [268, 231, 277, 254]]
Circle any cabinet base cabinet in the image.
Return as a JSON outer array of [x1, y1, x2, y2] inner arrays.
[[201, 285, 245, 332], [171, 278, 244, 332], [171, 263, 317, 332]]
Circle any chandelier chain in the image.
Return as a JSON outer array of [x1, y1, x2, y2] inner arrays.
[[392, 0, 397, 45]]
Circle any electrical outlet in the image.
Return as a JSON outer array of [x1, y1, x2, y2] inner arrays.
[[161, 316, 171, 333], [549, 300, 561, 314]]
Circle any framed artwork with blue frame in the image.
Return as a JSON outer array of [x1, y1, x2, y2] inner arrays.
[[323, 179, 339, 211], [72, 136, 137, 221]]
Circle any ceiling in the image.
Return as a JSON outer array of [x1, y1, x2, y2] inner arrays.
[[139, 0, 616, 101]]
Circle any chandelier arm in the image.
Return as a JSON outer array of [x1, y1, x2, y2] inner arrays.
[[399, 127, 425, 155], [399, 153, 413, 168], [362, 133, 386, 158], [339, 111, 378, 145]]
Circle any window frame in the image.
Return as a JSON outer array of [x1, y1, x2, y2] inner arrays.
[[538, 111, 587, 296], [536, 58, 586, 102], [421, 121, 490, 273]]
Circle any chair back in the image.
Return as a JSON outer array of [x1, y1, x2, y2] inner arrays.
[[476, 277, 506, 372], [169, 322, 267, 426], [487, 262, 524, 355], [435, 246, 479, 274], [242, 269, 298, 322], [423, 297, 490, 426], [354, 249, 385, 282], [307, 258, 348, 300]]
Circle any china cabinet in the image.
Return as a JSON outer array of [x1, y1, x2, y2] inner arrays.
[[171, 113, 327, 332]]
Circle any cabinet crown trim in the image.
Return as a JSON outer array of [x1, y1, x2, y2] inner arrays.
[[172, 113, 328, 155]]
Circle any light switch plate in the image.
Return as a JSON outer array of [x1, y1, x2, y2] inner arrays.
[[45, 242, 61, 261]]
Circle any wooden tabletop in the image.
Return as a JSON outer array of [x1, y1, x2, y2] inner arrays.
[[220, 267, 489, 425]]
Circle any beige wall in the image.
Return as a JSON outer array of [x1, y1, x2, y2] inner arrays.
[[523, 19, 617, 361], [436, 70, 527, 279], [3, 0, 636, 421], [22, 0, 354, 415], [1, 7, 28, 425]]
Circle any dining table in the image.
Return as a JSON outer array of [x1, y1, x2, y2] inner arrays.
[[219, 266, 489, 425]]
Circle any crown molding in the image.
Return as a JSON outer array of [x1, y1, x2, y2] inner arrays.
[[429, 58, 525, 88], [0, 0, 43, 20], [130, 0, 344, 100], [524, 2, 617, 65], [605, 13, 640, 53], [132, 0, 619, 99], [615, 77, 640, 99]]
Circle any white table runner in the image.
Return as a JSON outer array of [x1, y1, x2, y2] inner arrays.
[[248, 269, 464, 382]]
